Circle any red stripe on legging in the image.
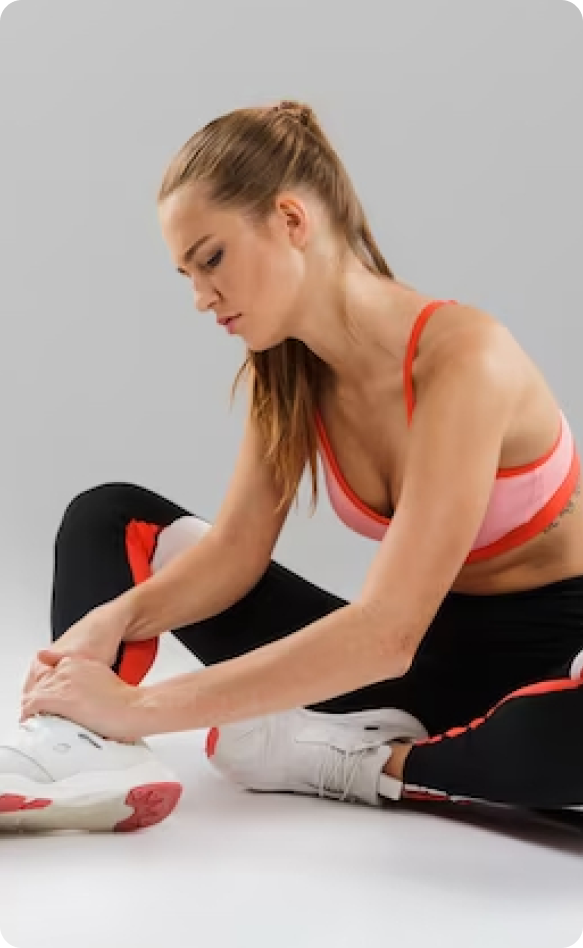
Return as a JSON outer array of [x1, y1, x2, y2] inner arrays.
[[414, 672, 583, 747], [117, 520, 163, 686], [401, 789, 474, 804]]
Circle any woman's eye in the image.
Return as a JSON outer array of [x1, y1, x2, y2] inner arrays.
[[205, 249, 223, 270]]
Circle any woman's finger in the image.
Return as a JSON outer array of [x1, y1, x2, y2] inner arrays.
[[36, 649, 64, 668], [21, 690, 58, 722], [20, 699, 35, 721], [22, 663, 51, 697]]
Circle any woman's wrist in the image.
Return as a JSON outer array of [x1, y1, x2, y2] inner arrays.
[[130, 683, 173, 738], [131, 675, 202, 737], [117, 586, 166, 644]]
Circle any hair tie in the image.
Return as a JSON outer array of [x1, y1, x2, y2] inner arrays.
[[273, 102, 310, 126]]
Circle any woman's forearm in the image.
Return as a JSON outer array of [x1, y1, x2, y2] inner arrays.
[[134, 602, 412, 735]]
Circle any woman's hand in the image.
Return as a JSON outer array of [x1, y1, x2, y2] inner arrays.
[[22, 600, 132, 700], [20, 654, 145, 743]]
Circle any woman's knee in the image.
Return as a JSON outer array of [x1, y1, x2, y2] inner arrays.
[[57, 482, 211, 566], [56, 482, 145, 534]]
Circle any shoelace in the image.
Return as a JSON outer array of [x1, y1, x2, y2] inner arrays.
[[317, 743, 375, 802]]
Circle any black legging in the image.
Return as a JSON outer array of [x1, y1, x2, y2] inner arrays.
[[51, 482, 583, 811]]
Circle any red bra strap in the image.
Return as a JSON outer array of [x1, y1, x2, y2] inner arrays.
[[404, 300, 458, 424]]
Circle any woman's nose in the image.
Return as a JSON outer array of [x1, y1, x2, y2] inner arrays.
[[192, 284, 217, 314]]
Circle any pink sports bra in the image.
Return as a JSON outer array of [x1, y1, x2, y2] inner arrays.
[[315, 300, 581, 564]]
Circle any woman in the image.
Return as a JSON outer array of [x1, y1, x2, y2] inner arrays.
[[2, 100, 583, 834]]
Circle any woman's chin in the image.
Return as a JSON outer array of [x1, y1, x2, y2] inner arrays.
[[247, 328, 288, 353]]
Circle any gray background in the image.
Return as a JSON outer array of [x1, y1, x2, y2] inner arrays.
[[0, 0, 582, 632], [0, 3, 583, 948]]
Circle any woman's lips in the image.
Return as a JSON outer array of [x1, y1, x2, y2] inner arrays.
[[224, 314, 241, 333]]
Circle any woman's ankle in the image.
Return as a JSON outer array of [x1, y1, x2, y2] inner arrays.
[[383, 740, 414, 781]]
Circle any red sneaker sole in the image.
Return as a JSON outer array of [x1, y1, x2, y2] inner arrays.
[[115, 782, 183, 831], [0, 781, 183, 832], [0, 794, 51, 812]]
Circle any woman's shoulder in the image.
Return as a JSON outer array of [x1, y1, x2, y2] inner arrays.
[[411, 299, 522, 392], [416, 298, 509, 360], [414, 300, 565, 464]]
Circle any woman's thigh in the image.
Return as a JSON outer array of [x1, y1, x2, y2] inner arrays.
[[51, 481, 349, 681], [52, 483, 583, 728]]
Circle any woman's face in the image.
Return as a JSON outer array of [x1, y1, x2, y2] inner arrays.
[[158, 185, 313, 351]]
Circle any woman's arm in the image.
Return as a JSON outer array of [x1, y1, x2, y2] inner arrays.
[[134, 325, 519, 737], [136, 599, 409, 734]]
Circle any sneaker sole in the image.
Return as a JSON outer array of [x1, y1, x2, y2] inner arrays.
[[0, 761, 183, 833]]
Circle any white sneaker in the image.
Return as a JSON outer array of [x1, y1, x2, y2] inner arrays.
[[205, 707, 428, 807], [0, 714, 183, 833]]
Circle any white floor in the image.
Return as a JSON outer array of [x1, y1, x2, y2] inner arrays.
[[1, 633, 583, 948]]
